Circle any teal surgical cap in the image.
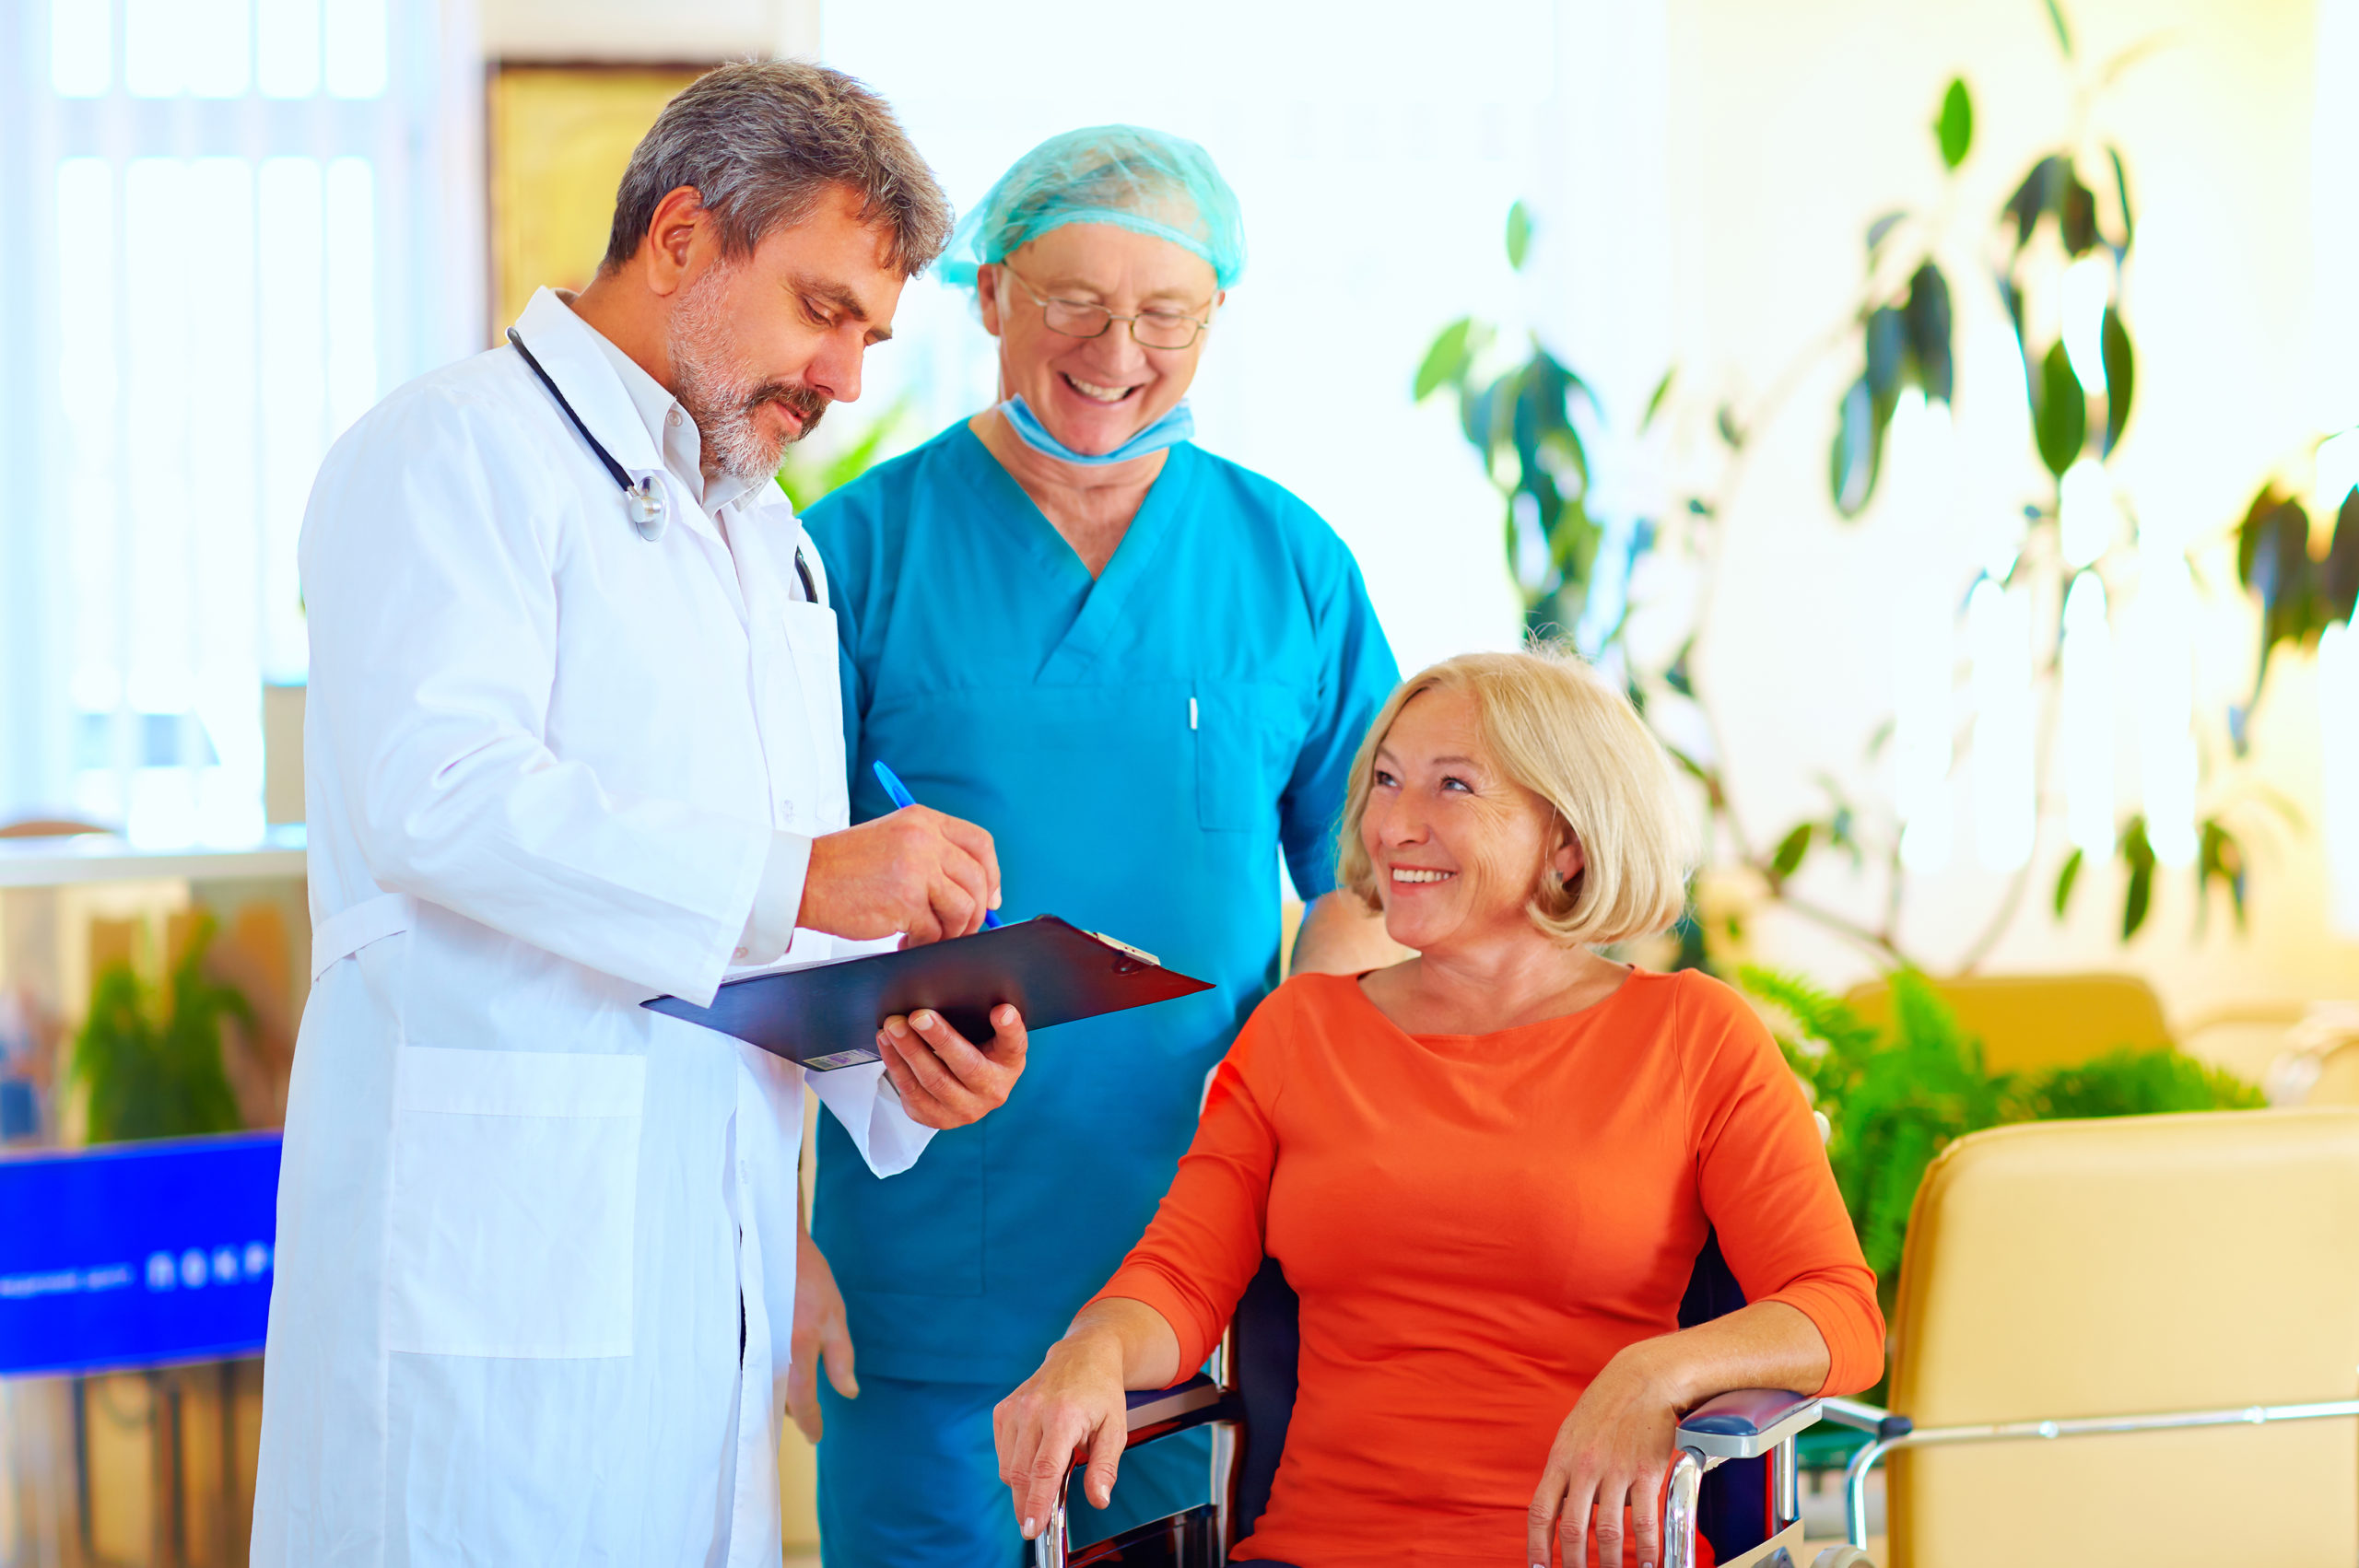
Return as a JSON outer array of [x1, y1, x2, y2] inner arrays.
[[942, 124, 1246, 290]]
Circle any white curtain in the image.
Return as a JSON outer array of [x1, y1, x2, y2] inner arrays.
[[0, 0, 481, 840]]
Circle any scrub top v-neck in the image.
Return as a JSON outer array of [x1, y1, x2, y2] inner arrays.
[[803, 422, 1400, 1385]]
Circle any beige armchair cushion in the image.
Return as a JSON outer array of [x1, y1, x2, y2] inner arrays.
[[1886, 1109, 2359, 1566], [1841, 973, 2171, 1076]]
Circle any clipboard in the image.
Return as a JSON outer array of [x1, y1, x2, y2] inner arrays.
[[642, 916, 1215, 1071]]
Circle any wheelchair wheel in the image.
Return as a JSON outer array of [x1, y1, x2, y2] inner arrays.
[[1810, 1549, 1877, 1568]]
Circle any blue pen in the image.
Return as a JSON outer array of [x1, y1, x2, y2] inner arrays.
[[873, 759, 1003, 929]]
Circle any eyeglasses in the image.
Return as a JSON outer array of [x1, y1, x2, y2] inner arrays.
[[998, 264, 1212, 351]]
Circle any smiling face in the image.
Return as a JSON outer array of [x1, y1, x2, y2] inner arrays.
[[663, 182, 906, 480], [1358, 685, 1585, 955], [975, 223, 1219, 457]]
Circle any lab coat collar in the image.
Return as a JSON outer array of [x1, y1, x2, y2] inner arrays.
[[510, 288, 725, 545]]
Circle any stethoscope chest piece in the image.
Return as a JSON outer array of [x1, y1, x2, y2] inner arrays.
[[509, 325, 670, 545], [626, 480, 665, 541]]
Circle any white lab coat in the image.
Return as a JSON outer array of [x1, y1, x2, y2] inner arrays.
[[252, 288, 930, 1567]]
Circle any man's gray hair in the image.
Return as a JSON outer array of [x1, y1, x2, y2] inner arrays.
[[604, 60, 951, 277]]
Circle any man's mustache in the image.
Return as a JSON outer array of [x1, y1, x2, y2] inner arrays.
[[749, 382, 829, 440]]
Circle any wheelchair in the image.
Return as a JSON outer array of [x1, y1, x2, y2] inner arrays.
[[1035, 1236, 1877, 1568]]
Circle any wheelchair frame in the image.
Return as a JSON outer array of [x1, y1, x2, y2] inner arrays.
[[1038, 1358, 1832, 1568]]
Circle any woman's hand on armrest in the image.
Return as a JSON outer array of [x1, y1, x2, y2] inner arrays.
[[992, 1298, 1182, 1542], [1529, 1300, 1831, 1568]]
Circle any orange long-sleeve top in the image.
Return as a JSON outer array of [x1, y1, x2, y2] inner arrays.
[[1093, 966, 1884, 1568]]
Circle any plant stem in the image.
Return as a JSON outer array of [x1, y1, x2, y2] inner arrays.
[[1776, 890, 1913, 965]]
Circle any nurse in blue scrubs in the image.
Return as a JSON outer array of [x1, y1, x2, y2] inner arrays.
[[795, 125, 1403, 1564]]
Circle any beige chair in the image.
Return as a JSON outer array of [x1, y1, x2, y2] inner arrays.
[[1825, 1109, 2359, 1566], [2308, 1042, 2359, 1106], [1841, 973, 2172, 1076]]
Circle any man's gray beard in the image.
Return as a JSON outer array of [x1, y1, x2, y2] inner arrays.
[[667, 265, 826, 483]]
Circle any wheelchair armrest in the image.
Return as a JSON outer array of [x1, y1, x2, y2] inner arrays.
[[1818, 1395, 1914, 1442], [1676, 1388, 1821, 1459], [1120, 1374, 1235, 1445]]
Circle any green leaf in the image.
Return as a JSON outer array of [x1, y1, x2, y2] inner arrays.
[[2060, 169, 2100, 255], [2197, 817, 2248, 932], [1642, 367, 1676, 433], [1461, 378, 1500, 457], [1830, 374, 1882, 516], [2120, 816, 2156, 940], [2099, 306, 2134, 452], [1935, 78, 1974, 170], [1770, 822, 1814, 882], [2004, 156, 2065, 252], [2053, 846, 2084, 918], [1867, 210, 1907, 255], [2240, 491, 2317, 669], [1905, 263, 1954, 403], [2236, 486, 2288, 589], [1865, 307, 1907, 412], [2033, 342, 2087, 476], [2323, 486, 2359, 624], [2043, 0, 2075, 57], [1506, 200, 1533, 272], [1715, 404, 1744, 449], [1664, 639, 1696, 696], [2107, 144, 2135, 249], [1414, 316, 1479, 402]]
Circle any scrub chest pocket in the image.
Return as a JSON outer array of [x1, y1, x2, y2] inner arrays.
[[1192, 680, 1302, 834], [384, 1046, 645, 1358]]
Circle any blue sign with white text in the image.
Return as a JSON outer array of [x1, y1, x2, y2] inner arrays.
[[0, 1131, 280, 1377]]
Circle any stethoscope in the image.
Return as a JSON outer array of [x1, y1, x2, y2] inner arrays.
[[507, 327, 818, 603]]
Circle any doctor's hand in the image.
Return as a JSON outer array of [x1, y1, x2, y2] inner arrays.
[[801, 807, 1003, 946], [876, 1005, 1027, 1129], [786, 1227, 857, 1445]]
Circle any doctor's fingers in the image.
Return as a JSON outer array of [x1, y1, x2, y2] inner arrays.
[[933, 813, 1003, 909], [924, 860, 988, 941], [907, 1006, 1024, 1106], [875, 1023, 981, 1127]]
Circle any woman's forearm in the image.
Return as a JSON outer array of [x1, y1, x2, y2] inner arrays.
[[1629, 1299, 1833, 1408], [1061, 1296, 1184, 1390]]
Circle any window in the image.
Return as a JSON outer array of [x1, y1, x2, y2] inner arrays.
[[0, 0, 480, 840]]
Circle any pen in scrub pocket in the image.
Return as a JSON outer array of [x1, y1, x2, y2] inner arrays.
[[872, 758, 1003, 929]]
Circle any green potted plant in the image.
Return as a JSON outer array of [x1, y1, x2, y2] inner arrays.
[[70, 913, 251, 1144]]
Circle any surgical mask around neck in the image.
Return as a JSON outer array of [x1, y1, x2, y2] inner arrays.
[[997, 393, 1194, 468]]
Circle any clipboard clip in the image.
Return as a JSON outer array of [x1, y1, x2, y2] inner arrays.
[[1086, 931, 1163, 972]]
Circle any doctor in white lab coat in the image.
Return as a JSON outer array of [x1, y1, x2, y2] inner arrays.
[[252, 63, 1012, 1566]]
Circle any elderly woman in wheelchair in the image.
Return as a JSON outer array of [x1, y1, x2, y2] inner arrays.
[[994, 649, 1886, 1568]]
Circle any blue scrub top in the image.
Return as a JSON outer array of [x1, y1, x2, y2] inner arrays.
[[803, 423, 1399, 1387]]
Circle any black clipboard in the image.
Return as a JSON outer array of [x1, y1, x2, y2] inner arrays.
[[642, 916, 1214, 1070]]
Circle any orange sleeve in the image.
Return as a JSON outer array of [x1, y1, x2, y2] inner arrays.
[[1087, 996, 1288, 1384], [1681, 973, 1887, 1395]]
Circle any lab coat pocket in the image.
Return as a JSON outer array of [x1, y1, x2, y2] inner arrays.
[[385, 1047, 645, 1358], [1193, 679, 1297, 833]]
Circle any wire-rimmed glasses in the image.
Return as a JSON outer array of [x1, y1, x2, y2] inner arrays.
[[998, 263, 1212, 351]]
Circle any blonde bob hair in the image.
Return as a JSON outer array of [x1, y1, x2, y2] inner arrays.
[[1335, 646, 1696, 947]]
